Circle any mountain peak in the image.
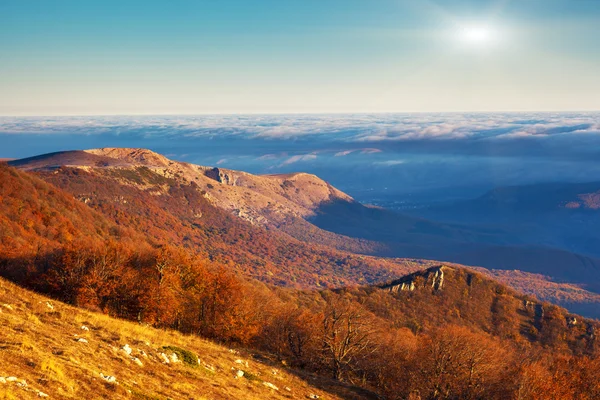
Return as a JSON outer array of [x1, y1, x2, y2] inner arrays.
[[84, 148, 173, 168]]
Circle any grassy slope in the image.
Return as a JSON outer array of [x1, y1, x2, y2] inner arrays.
[[0, 277, 369, 400]]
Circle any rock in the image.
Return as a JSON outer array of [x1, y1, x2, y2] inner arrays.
[[285, 386, 292, 392], [77, 338, 88, 343], [235, 369, 244, 379], [204, 363, 215, 372], [169, 353, 180, 363], [271, 368, 279, 375], [46, 302, 54, 310], [130, 357, 143, 367], [121, 344, 132, 356], [100, 373, 117, 384], [263, 382, 279, 390], [308, 395, 320, 399], [159, 353, 170, 364], [228, 348, 239, 355], [6, 377, 18, 382], [80, 325, 89, 331], [139, 350, 148, 358], [0, 377, 5, 384], [235, 359, 249, 367], [37, 391, 49, 398], [1, 304, 13, 310]]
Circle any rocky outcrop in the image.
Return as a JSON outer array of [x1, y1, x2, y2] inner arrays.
[[380, 266, 451, 293]]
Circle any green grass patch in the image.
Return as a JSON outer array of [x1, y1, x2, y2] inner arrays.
[[162, 345, 199, 367]]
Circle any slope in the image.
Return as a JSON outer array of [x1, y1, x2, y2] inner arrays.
[[0, 276, 367, 400]]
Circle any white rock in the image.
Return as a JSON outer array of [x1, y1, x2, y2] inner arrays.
[[6, 377, 18, 382], [169, 353, 180, 363], [271, 368, 279, 375], [130, 357, 143, 367], [228, 349, 239, 354], [285, 387, 292, 392], [159, 353, 170, 364], [45, 302, 54, 310], [100, 373, 117, 384], [139, 350, 148, 358], [80, 325, 89, 331], [77, 338, 88, 343], [1, 304, 13, 310], [308, 395, 320, 399], [234, 359, 248, 367], [263, 382, 279, 390], [121, 344, 132, 356], [0, 377, 5, 383], [204, 363, 215, 372], [37, 391, 49, 398], [235, 369, 244, 378]]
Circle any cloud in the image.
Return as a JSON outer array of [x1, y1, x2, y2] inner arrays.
[[373, 160, 406, 166], [280, 154, 317, 166], [216, 158, 227, 165], [335, 150, 355, 157]]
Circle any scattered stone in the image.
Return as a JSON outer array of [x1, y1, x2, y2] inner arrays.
[[271, 368, 279, 375], [80, 325, 89, 331], [139, 350, 148, 358], [45, 302, 54, 310], [235, 359, 249, 367], [121, 344, 132, 356], [159, 353, 170, 364], [204, 363, 215, 372], [130, 357, 143, 367], [77, 338, 88, 343], [235, 369, 244, 379], [263, 382, 279, 391], [228, 349, 239, 355], [100, 373, 117, 384]]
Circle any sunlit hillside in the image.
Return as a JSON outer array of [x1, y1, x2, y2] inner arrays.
[[0, 276, 369, 400]]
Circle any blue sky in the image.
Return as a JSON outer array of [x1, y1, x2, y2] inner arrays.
[[1, 0, 599, 115]]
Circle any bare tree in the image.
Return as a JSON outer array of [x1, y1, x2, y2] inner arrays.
[[321, 296, 378, 381]]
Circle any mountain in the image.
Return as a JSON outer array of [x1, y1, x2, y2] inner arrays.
[[8, 148, 600, 315], [1, 162, 600, 398], [0, 276, 368, 400], [405, 181, 600, 264]]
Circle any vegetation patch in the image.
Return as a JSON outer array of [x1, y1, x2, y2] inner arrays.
[[162, 345, 199, 367], [242, 370, 261, 382]]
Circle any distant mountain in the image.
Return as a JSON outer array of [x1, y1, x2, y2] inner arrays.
[[406, 181, 600, 260]]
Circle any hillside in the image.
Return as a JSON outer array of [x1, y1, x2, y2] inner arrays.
[[8, 149, 600, 316], [1, 163, 600, 398], [0, 276, 368, 400]]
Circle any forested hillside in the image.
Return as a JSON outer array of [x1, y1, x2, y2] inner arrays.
[[2, 163, 600, 399]]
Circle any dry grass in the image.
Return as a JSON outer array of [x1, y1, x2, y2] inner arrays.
[[0, 277, 356, 400]]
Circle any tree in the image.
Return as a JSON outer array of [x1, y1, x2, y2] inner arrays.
[[320, 295, 378, 381]]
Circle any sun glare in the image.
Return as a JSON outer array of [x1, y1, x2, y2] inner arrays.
[[458, 24, 500, 46]]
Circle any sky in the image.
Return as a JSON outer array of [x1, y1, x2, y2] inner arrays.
[[1, 0, 599, 115]]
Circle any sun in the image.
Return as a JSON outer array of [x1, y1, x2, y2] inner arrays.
[[458, 24, 499, 46]]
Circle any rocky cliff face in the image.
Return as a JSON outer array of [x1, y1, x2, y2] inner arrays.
[[380, 265, 450, 293]]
